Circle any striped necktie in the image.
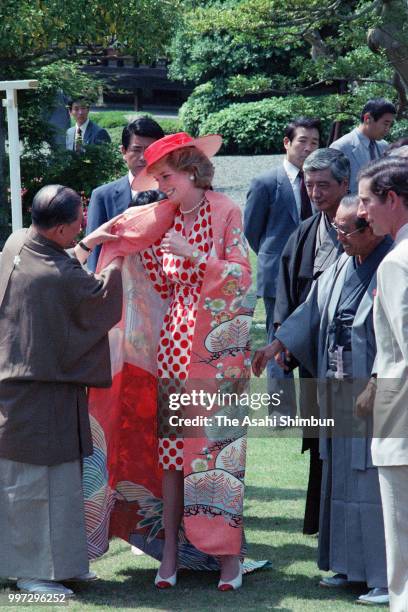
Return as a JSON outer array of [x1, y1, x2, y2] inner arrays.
[[75, 127, 83, 152]]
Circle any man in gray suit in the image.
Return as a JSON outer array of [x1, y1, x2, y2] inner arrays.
[[86, 116, 165, 271], [66, 98, 111, 151], [330, 98, 396, 194], [244, 117, 320, 389], [358, 156, 408, 611]]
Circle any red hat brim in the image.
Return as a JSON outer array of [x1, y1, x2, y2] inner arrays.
[[133, 133, 222, 192]]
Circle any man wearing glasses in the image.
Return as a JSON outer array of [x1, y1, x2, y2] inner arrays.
[[85, 117, 165, 271], [253, 194, 391, 605], [66, 98, 111, 151], [272, 148, 349, 536]]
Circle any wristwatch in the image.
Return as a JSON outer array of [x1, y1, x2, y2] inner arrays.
[[78, 240, 92, 253]]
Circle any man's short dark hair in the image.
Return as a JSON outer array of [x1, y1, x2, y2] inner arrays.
[[283, 117, 321, 142], [360, 98, 396, 122], [358, 157, 408, 207], [67, 98, 90, 111], [122, 116, 165, 149], [31, 185, 81, 229]]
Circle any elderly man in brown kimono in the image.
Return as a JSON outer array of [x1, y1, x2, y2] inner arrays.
[[0, 185, 123, 596]]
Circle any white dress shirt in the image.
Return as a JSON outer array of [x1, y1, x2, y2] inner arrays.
[[283, 158, 302, 217]]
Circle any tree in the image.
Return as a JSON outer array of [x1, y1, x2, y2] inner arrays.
[[0, 0, 181, 241], [170, 0, 408, 138], [0, 0, 179, 69]]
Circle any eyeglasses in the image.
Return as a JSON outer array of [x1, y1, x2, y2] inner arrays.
[[331, 222, 364, 238]]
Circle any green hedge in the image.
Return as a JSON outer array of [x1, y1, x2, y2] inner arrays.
[[198, 96, 333, 154], [20, 144, 124, 224], [390, 118, 408, 142], [89, 111, 181, 134], [179, 80, 230, 136]]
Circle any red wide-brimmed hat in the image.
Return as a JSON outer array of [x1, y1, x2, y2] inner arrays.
[[134, 132, 222, 191]]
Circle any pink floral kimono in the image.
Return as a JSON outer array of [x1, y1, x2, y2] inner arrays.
[[83, 190, 256, 570]]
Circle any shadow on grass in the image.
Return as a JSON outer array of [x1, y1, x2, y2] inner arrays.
[[248, 540, 316, 566], [245, 484, 305, 501], [244, 514, 307, 535], [56, 564, 367, 611]]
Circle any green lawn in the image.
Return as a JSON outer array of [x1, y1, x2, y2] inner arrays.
[[0, 255, 385, 611]]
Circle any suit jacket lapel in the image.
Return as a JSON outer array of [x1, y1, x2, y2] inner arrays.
[[83, 121, 93, 144], [276, 165, 299, 224], [114, 176, 132, 214], [350, 128, 367, 167]]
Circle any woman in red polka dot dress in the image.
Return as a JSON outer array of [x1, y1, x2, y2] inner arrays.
[[140, 201, 212, 470], [139, 134, 244, 590]]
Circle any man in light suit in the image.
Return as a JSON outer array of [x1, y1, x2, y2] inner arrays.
[[358, 156, 408, 611], [86, 116, 164, 271], [66, 98, 111, 151], [330, 98, 396, 194], [244, 117, 320, 405]]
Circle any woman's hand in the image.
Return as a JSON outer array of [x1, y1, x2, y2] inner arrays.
[[161, 229, 195, 259]]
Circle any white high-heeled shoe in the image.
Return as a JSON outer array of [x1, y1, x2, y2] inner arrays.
[[217, 563, 242, 591], [154, 569, 177, 589]]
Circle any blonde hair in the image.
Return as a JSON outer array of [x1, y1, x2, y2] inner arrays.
[[148, 146, 214, 188]]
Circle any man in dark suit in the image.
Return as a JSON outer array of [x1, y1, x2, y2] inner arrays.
[[274, 148, 350, 535], [244, 117, 320, 411], [86, 116, 165, 271], [66, 98, 111, 151]]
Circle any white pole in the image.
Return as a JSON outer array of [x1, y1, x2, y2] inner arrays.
[[0, 80, 38, 234], [2, 91, 23, 231]]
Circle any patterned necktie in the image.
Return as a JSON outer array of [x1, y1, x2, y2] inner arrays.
[[298, 170, 313, 220], [75, 127, 83, 152], [369, 139, 378, 161]]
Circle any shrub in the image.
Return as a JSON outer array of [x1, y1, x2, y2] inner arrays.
[[90, 111, 181, 133], [390, 118, 408, 142], [159, 117, 182, 134], [179, 80, 230, 136], [90, 111, 129, 129], [20, 144, 124, 224], [199, 96, 333, 154]]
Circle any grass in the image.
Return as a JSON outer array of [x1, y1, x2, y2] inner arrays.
[[0, 257, 385, 611]]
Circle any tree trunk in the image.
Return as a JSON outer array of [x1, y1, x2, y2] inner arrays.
[[367, 0, 408, 113]]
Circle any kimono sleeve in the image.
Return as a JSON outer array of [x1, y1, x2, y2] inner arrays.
[[205, 206, 252, 300], [62, 259, 123, 345], [273, 227, 299, 325], [275, 280, 320, 377]]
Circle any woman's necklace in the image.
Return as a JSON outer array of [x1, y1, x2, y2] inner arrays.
[[180, 194, 206, 215]]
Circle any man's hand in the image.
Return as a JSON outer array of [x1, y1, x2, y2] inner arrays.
[[83, 217, 120, 251], [355, 379, 376, 418], [252, 339, 285, 377], [74, 218, 120, 264], [161, 229, 194, 259]]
